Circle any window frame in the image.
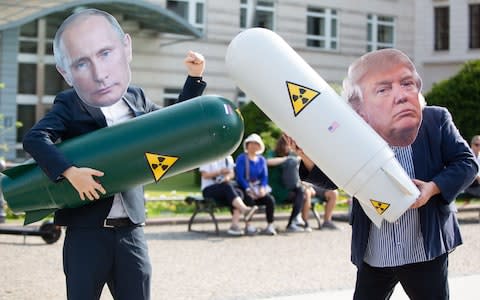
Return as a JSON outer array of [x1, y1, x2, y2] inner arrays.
[[469, 4, 480, 49], [367, 14, 395, 51], [166, 0, 206, 32], [240, 0, 275, 30], [306, 7, 339, 51], [433, 6, 450, 51]]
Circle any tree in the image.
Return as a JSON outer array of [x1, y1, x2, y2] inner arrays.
[[233, 101, 282, 158], [425, 60, 480, 140]]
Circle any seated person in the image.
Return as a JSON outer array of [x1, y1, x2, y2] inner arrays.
[[235, 133, 277, 236], [268, 135, 340, 231], [460, 135, 480, 207], [301, 181, 339, 230], [200, 156, 258, 236], [267, 135, 306, 232]]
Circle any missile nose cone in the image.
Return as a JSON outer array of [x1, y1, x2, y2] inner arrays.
[[199, 95, 244, 147]]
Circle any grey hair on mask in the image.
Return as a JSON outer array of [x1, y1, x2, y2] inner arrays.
[[341, 48, 424, 112], [53, 8, 126, 71]]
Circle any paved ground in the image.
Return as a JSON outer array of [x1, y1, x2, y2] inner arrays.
[[0, 211, 479, 300]]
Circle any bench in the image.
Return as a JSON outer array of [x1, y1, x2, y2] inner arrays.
[[185, 158, 326, 235], [185, 195, 222, 235], [455, 193, 480, 222], [457, 204, 480, 221], [185, 194, 323, 235]]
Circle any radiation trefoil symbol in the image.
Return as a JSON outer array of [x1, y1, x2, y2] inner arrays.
[[145, 152, 179, 182]]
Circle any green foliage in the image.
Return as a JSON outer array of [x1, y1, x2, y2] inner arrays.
[[425, 60, 480, 140], [4, 205, 25, 220], [146, 200, 194, 216], [233, 101, 282, 159], [239, 101, 271, 136]]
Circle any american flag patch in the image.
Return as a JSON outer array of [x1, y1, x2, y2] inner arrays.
[[328, 121, 340, 132], [224, 103, 233, 115]]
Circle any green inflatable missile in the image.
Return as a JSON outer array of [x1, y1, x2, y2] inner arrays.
[[1, 95, 244, 224]]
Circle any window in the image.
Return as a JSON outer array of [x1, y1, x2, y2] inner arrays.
[[470, 4, 480, 49], [307, 7, 338, 50], [167, 0, 205, 32], [18, 64, 37, 95], [367, 14, 395, 51], [240, 0, 275, 30], [16, 18, 65, 154], [434, 6, 449, 51], [17, 64, 67, 96], [45, 65, 69, 95], [163, 88, 182, 107], [19, 19, 55, 55]]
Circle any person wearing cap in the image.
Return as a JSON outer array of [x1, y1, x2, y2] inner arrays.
[[235, 133, 277, 235]]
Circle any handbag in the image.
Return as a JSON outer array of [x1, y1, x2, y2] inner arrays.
[[245, 155, 272, 199]]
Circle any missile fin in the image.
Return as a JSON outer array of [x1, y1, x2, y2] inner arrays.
[[357, 199, 384, 228], [24, 209, 56, 225], [2, 162, 36, 179]]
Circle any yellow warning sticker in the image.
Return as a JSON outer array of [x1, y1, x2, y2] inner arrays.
[[145, 152, 179, 182], [370, 199, 390, 215], [286, 81, 321, 116]]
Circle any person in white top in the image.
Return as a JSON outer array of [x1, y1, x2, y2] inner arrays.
[[199, 156, 257, 235]]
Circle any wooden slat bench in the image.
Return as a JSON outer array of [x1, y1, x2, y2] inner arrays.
[[185, 195, 323, 235]]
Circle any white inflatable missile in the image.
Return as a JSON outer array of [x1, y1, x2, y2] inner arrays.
[[225, 28, 420, 227]]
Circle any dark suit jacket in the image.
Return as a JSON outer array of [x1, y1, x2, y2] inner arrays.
[[301, 106, 478, 267], [23, 76, 206, 227]]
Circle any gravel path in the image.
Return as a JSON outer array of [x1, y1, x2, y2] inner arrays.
[[0, 212, 478, 300]]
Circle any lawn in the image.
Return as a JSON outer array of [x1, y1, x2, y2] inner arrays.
[[144, 170, 201, 199], [7, 169, 473, 221], [143, 170, 353, 217], [144, 170, 202, 216]]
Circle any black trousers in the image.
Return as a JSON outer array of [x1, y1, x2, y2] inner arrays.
[[202, 182, 244, 210], [353, 253, 449, 300], [286, 187, 305, 226], [243, 193, 275, 223], [63, 226, 152, 300]]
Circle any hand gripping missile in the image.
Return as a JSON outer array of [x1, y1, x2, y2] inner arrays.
[[225, 28, 420, 227], [1, 95, 244, 225]]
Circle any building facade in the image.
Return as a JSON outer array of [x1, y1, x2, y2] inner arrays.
[[415, 0, 480, 92], [0, 0, 477, 161]]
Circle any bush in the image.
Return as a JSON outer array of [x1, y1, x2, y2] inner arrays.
[[425, 60, 480, 140]]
